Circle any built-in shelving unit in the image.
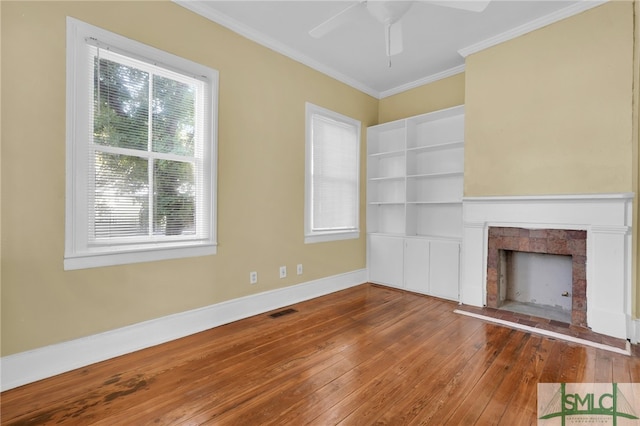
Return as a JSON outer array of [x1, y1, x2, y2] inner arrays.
[[366, 105, 464, 301]]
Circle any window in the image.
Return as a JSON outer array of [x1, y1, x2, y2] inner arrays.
[[65, 18, 218, 270], [305, 103, 361, 243]]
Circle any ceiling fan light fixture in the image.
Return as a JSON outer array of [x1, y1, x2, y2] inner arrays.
[[366, 1, 414, 25]]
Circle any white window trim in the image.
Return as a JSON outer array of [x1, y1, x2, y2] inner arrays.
[[304, 103, 361, 244], [65, 17, 218, 270]]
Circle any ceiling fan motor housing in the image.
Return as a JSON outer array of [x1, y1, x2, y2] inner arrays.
[[366, 1, 414, 25]]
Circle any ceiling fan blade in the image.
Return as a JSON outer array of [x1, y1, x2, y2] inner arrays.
[[309, 2, 364, 38], [385, 21, 403, 57], [425, 0, 491, 13]]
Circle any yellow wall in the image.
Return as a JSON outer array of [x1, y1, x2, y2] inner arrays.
[[463, 0, 637, 317], [0, 1, 378, 356], [464, 1, 634, 196], [378, 73, 465, 123]]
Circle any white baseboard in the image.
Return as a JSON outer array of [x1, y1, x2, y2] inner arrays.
[[1, 269, 366, 391]]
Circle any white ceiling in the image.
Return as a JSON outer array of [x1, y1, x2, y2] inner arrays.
[[174, 0, 605, 98]]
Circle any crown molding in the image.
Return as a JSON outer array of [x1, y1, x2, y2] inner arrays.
[[379, 64, 465, 99], [174, 0, 607, 100], [458, 0, 607, 58], [173, 0, 381, 99], [173, 0, 463, 99]]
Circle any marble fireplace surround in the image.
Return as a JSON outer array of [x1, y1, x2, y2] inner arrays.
[[461, 194, 633, 340]]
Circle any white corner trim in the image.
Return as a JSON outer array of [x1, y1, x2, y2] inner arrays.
[[379, 64, 465, 99], [0, 269, 367, 392], [633, 319, 640, 344], [457, 0, 607, 58]]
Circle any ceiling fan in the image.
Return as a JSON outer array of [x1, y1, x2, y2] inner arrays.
[[309, 1, 491, 59]]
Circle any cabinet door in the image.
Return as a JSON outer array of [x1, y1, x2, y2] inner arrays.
[[404, 238, 429, 294], [429, 240, 460, 301], [369, 235, 404, 288]]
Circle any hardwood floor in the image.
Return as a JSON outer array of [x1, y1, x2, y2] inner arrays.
[[2, 284, 639, 425], [454, 304, 630, 350]]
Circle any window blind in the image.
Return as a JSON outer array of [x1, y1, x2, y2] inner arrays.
[[310, 114, 359, 232], [89, 46, 208, 243], [65, 17, 218, 269]]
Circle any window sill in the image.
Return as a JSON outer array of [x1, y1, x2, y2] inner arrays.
[[64, 243, 217, 270], [304, 231, 360, 244]]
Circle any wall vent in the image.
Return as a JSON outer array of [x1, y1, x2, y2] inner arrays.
[[269, 308, 298, 318]]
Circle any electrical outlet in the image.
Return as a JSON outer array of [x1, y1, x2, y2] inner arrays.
[[250, 271, 258, 285], [297, 264, 303, 275], [279, 266, 287, 278]]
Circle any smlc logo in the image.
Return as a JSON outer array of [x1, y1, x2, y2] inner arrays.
[[538, 383, 640, 425]]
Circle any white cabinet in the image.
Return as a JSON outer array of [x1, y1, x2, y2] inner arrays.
[[428, 240, 460, 300], [369, 235, 404, 287], [370, 235, 460, 300], [404, 238, 429, 293], [366, 105, 463, 301]]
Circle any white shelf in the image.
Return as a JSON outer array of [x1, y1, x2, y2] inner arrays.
[[369, 176, 406, 182], [407, 173, 462, 204], [407, 107, 465, 150], [368, 232, 406, 237], [407, 140, 464, 154], [366, 105, 464, 238], [367, 203, 405, 235], [406, 203, 462, 238], [367, 122, 405, 155], [404, 234, 462, 242], [368, 151, 406, 180], [406, 201, 462, 205], [368, 149, 405, 158], [367, 176, 405, 204], [367, 105, 464, 301], [407, 147, 463, 176], [407, 171, 463, 179]]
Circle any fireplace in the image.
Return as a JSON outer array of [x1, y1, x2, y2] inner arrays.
[[460, 193, 633, 340], [486, 227, 586, 326]]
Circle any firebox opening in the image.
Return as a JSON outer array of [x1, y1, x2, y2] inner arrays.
[[498, 250, 572, 324]]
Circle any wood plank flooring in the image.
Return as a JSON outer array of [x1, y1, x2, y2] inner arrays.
[[2, 284, 639, 425], [454, 304, 629, 350]]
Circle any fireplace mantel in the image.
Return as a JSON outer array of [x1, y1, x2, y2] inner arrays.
[[461, 193, 633, 340]]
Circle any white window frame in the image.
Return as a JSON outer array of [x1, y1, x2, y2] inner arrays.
[[65, 17, 218, 270], [304, 103, 361, 244]]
